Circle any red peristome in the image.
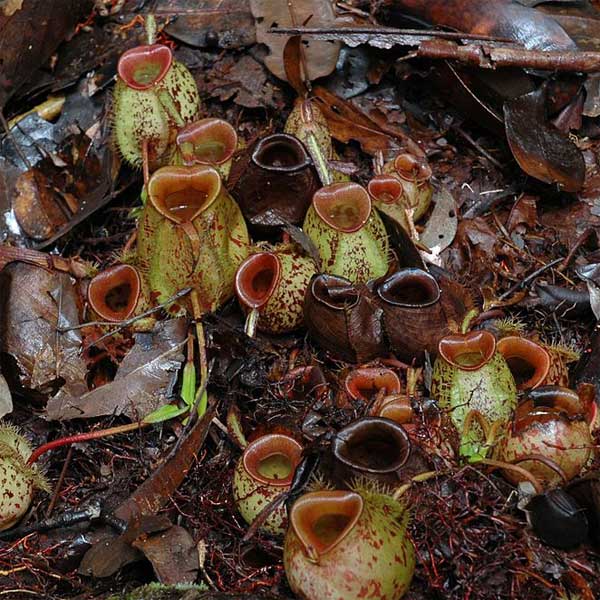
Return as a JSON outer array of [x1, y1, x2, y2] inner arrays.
[[242, 433, 302, 487], [368, 174, 405, 204], [118, 44, 173, 90], [345, 367, 402, 401], [147, 165, 221, 224], [235, 252, 281, 310], [313, 182, 372, 233], [438, 330, 497, 371], [290, 491, 364, 559], [177, 118, 238, 166], [87, 264, 141, 322], [497, 336, 550, 391], [393, 153, 432, 184]]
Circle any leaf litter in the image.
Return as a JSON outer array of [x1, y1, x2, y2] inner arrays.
[[1, 1, 600, 599]]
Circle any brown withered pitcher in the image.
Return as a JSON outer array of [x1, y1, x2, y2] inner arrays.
[[303, 273, 385, 363], [376, 268, 473, 364], [228, 133, 319, 230], [330, 417, 412, 487]]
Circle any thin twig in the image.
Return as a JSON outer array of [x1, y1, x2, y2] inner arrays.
[[45, 446, 73, 518], [58, 286, 191, 332], [0, 108, 32, 169], [499, 257, 563, 300], [558, 226, 595, 272], [451, 124, 504, 170]]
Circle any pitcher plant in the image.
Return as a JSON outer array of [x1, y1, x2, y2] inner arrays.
[[431, 330, 517, 461], [303, 182, 390, 284], [136, 165, 249, 314], [113, 40, 201, 179], [235, 245, 317, 336], [284, 487, 414, 600]]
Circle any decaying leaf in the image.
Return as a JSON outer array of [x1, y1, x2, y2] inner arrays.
[[12, 168, 73, 241], [576, 263, 600, 320], [312, 86, 401, 155], [0, 373, 13, 419], [132, 524, 199, 584], [420, 186, 458, 264], [506, 194, 537, 233], [45, 318, 187, 420], [250, 0, 343, 82], [78, 533, 141, 578], [0, 261, 87, 395], [0, 0, 93, 107], [0, 85, 117, 247], [164, 0, 256, 49], [393, 0, 577, 51], [114, 402, 217, 522], [504, 87, 585, 191], [205, 53, 276, 109]]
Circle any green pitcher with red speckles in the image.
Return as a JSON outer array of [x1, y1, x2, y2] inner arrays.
[[431, 330, 517, 461], [284, 486, 415, 600], [234, 244, 317, 336], [112, 43, 201, 172], [136, 165, 249, 314], [232, 433, 303, 535], [303, 182, 390, 284]]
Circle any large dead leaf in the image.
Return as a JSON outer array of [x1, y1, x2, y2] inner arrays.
[[0, 0, 93, 107], [0, 86, 117, 247], [504, 87, 585, 191], [204, 53, 276, 109], [0, 373, 12, 419], [114, 401, 217, 521], [0, 261, 87, 395], [250, 0, 343, 82], [393, 0, 576, 51], [46, 318, 187, 420], [312, 86, 402, 155], [164, 0, 255, 49], [132, 524, 199, 584]]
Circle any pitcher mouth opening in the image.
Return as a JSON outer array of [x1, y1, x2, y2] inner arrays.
[[242, 434, 302, 487], [87, 264, 141, 322], [368, 175, 405, 205], [438, 331, 497, 371], [393, 153, 432, 184], [345, 368, 402, 401], [333, 417, 411, 474], [377, 268, 440, 308], [497, 337, 550, 391], [118, 44, 173, 90], [235, 252, 282, 310], [252, 134, 311, 172], [177, 118, 238, 166], [313, 182, 372, 233], [148, 166, 221, 224], [517, 386, 587, 422], [290, 490, 364, 559]]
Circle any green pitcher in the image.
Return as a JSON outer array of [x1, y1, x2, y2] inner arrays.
[[303, 182, 389, 284]]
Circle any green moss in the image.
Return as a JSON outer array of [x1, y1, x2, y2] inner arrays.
[[108, 582, 207, 600]]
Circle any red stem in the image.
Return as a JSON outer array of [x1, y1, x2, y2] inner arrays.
[[27, 421, 148, 465]]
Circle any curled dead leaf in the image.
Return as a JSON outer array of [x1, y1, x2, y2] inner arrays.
[[504, 87, 585, 192], [12, 169, 72, 241]]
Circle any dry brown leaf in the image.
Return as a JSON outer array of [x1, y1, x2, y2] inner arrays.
[[132, 525, 199, 584], [0, 373, 12, 419], [45, 319, 187, 421], [0, 261, 87, 394], [250, 0, 343, 82], [420, 186, 458, 264]]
